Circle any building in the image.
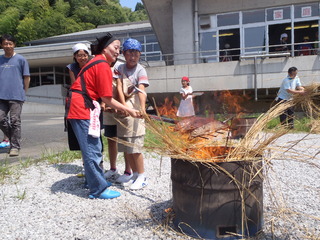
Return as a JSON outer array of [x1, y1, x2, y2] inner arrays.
[[143, 0, 320, 64], [3, 1, 320, 113], [21, 20, 162, 88], [141, 0, 320, 112]]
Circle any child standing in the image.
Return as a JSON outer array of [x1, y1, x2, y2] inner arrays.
[[115, 38, 149, 190], [177, 76, 195, 118]]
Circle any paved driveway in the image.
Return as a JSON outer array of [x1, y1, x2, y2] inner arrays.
[[0, 113, 68, 164]]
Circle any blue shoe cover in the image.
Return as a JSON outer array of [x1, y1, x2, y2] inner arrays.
[[106, 181, 112, 187], [89, 189, 121, 199]]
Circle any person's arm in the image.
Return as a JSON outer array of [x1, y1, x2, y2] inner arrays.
[[287, 86, 305, 95], [69, 70, 76, 84], [116, 78, 126, 105], [101, 96, 141, 118], [137, 84, 147, 114], [24, 76, 30, 92]]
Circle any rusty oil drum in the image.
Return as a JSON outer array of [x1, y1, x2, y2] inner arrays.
[[231, 117, 257, 139], [171, 158, 263, 239]]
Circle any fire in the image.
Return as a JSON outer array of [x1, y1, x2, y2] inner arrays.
[[187, 146, 232, 160], [156, 97, 178, 119], [215, 91, 250, 115]]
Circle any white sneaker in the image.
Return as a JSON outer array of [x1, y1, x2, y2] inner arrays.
[[104, 169, 118, 179], [123, 173, 138, 187], [122, 178, 135, 187], [130, 176, 148, 190], [116, 173, 133, 183]]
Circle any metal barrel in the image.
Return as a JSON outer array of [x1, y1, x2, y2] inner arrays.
[[230, 117, 257, 139], [171, 158, 263, 239]]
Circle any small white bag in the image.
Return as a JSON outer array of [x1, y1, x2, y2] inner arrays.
[[88, 100, 101, 138]]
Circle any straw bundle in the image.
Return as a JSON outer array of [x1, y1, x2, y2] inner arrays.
[[292, 82, 320, 118]]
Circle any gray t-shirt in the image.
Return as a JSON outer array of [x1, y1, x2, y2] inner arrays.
[[0, 54, 30, 101]]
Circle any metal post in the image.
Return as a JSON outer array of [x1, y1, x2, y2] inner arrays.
[[254, 56, 257, 101], [240, 52, 290, 102]]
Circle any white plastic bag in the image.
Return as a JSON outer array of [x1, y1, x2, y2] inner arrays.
[[88, 100, 101, 138]]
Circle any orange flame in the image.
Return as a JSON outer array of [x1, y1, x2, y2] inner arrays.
[[156, 97, 178, 119], [215, 91, 250, 115]]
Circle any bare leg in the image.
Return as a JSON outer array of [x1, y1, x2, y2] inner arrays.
[[108, 138, 118, 169], [132, 153, 144, 174], [124, 152, 134, 173]]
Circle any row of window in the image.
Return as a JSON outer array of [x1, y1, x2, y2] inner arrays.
[[199, 3, 320, 62], [28, 32, 162, 87]]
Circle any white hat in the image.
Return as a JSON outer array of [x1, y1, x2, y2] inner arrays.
[[280, 33, 288, 41], [72, 43, 90, 54]]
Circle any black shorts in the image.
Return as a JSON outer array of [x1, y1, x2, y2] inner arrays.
[[104, 125, 117, 138]]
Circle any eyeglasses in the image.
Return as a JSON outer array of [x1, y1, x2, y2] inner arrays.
[[76, 54, 88, 58]]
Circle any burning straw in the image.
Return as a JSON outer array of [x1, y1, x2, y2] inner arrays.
[[143, 84, 320, 239], [144, 100, 294, 163]]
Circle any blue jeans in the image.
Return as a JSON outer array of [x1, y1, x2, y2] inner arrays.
[[0, 100, 23, 149], [69, 119, 109, 197]]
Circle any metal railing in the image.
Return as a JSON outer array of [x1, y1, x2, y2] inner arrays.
[[139, 40, 320, 67], [240, 53, 291, 101]]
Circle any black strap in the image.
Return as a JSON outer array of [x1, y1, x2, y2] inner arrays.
[[64, 59, 108, 131]]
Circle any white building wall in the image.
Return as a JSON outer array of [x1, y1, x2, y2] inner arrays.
[[198, 0, 315, 15], [172, 0, 195, 65], [146, 55, 320, 93]]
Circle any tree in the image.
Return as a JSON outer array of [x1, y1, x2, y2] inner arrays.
[[0, 0, 148, 46], [135, 2, 144, 11], [0, 7, 20, 36], [16, 17, 38, 45]]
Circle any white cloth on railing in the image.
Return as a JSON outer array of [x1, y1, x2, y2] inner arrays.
[[88, 100, 101, 138]]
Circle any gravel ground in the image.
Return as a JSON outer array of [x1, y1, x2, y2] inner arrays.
[[0, 133, 319, 240]]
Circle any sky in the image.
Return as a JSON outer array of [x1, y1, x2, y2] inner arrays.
[[119, 0, 142, 10]]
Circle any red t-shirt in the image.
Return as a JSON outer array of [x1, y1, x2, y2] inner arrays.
[[67, 55, 113, 119]]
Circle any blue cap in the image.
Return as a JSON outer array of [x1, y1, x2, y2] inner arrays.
[[123, 38, 142, 52]]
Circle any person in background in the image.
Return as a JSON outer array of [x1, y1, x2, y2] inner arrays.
[[296, 36, 313, 56], [177, 76, 195, 118], [115, 38, 149, 190], [66, 43, 91, 85], [66, 33, 141, 199], [275, 33, 290, 53], [276, 66, 305, 129], [220, 43, 232, 62], [0, 34, 30, 157]]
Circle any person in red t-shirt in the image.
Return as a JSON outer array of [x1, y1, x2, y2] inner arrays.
[[66, 33, 141, 199]]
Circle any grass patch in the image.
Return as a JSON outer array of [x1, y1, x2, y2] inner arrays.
[[265, 115, 312, 132], [0, 149, 81, 184], [0, 161, 13, 183]]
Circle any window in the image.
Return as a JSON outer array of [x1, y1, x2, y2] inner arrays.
[[217, 13, 239, 27], [219, 29, 240, 61], [55, 74, 65, 85], [200, 31, 217, 62], [30, 75, 40, 87], [244, 27, 265, 53], [243, 9, 265, 24]]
